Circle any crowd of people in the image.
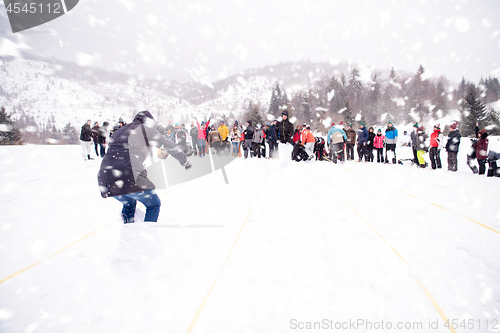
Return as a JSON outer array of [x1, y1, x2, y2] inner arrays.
[[82, 111, 499, 177]]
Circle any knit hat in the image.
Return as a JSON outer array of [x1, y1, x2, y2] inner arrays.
[[220, 120, 224, 124], [235, 120, 238, 124], [419, 126, 424, 131], [388, 120, 392, 124], [118, 117, 124, 124], [360, 122, 365, 127], [201, 121, 205, 125], [377, 128, 382, 132], [247, 120, 252, 126], [450, 122, 457, 130], [87, 119, 91, 123], [413, 123, 419, 128], [331, 123, 335, 127], [282, 110, 289, 117], [339, 121, 344, 125], [434, 123, 440, 130], [349, 123, 353, 128], [479, 128, 487, 135], [306, 125, 311, 129]]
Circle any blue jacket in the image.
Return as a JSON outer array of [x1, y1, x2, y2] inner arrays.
[[385, 126, 398, 144], [327, 126, 347, 144], [268, 124, 277, 141], [357, 126, 368, 144]]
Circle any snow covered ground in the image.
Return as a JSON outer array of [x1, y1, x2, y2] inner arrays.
[[1, 144, 499, 333]]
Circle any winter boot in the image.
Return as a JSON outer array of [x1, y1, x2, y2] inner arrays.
[[87, 154, 94, 160]]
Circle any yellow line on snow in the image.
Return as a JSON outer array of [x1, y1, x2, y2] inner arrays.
[[346, 164, 500, 234], [299, 164, 457, 333], [186, 161, 269, 333]]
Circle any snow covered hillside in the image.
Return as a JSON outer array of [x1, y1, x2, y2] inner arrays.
[[1, 145, 499, 333]]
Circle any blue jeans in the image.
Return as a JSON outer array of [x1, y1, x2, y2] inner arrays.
[[114, 189, 161, 223], [232, 142, 239, 154]]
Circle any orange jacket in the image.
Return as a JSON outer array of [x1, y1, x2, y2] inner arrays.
[[301, 129, 315, 145]]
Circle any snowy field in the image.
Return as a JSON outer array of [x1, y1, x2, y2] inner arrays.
[[1, 144, 499, 333]]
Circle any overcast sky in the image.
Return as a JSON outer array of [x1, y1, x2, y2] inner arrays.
[[1, 0, 499, 84]]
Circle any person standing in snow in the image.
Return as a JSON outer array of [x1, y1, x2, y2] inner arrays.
[[97, 121, 109, 158], [243, 120, 254, 159], [252, 124, 264, 158], [356, 122, 368, 162], [366, 126, 375, 162], [374, 129, 385, 163], [97, 111, 191, 223], [196, 118, 210, 157], [218, 121, 229, 153], [345, 124, 356, 161], [429, 124, 444, 169], [384, 120, 398, 164], [327, 122, 347, 164], [268, 119, 278, 158], [208, 125, 222, 153], [445, 122, 461, 172], [230, 124, 241, 157], [190, 123, 198, 156], [416, 126, 429, 168], [91, 122, 100, 157], [80, 119, 93, 160], [476, 127, 489, 175], [410, 123, 419, 164]]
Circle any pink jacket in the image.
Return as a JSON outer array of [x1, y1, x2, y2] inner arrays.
[[196, 120, 210, 140], [374, 134, 384, 149]]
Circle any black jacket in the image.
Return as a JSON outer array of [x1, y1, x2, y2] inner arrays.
[[80, 123, 92, 141], [97, 111, 187, 198], [366, 132, 375, 149], [445, 129, 461, 153], [244, 126, 254, 140], [276, 119, 294, 143], [268, 124, 277, 141]]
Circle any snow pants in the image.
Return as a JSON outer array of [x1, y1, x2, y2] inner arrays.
[[447, 152, 458, 171], [115, 189, 161, 223], [429, 147, 442, 169], [346, 143, 355, 160], [268, 140, 277, 158], [417, 150, 426, 166], [478, 159, 486, 175], [244, 139, 253, 158], [376, 148, 384, 163], [357, 144, 367, 161], [305, 142, 315, 158], [81, 140, 92, 160], [329, 143, 344, 164]]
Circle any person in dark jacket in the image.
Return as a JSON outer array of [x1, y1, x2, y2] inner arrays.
[[276, 110, 295, 165], [366, 126, 375, 162], [97, 121, 109, 157], [445, 122, 461, 172], [345, 124, 356, 161], [97, 111, 191, 224], [243, 120, 254, 159], [268, 119, 278, 158], [384, 120, 398, 164], [477, 127, 489, 175], [190, 123, 198, 155], [80, 119, 93, 160], [410, 123, 419, 164], [91, 122, 100, 157], [356, 122, 368, 162]]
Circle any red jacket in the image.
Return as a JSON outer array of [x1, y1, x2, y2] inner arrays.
[[373, 135, 384, 149], [301, 129, 315, 145], [430, 130, 441, 148]]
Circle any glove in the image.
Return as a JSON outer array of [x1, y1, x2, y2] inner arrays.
[[157, 150, 169, 159], [183, 160, 192, 170]]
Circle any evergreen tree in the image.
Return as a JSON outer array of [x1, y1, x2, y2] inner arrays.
[[343, 100, 354, 126], [0, 106, 22, 145], [484, 107, 500, 136], [460, 84, 487, 136], [390, 67, 396, 80], [62, 122, 79, 144], [269, 89, 280, 117], [247, 103, 264, 126], [300, 92, 312, 124], [281, 89, 290, 110], [457, 77, 467, 100], [416, 64, 425, 75]]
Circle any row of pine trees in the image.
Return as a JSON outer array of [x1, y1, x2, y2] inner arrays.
[[243, 65, 500, 137]]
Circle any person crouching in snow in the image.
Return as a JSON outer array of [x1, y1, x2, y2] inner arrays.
[[301, 124, 316, 161], [97, 111, 191, 259], [429, 124, 443, 169]]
